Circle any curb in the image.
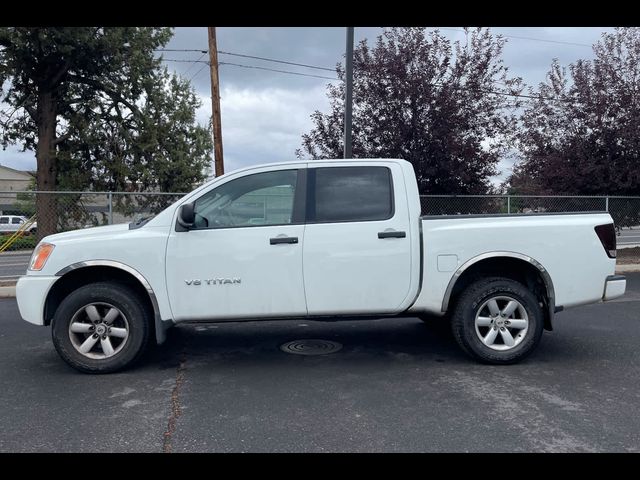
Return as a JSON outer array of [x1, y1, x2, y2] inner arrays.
[[0, 286, 16, 298], [616, 264, 640, 273]]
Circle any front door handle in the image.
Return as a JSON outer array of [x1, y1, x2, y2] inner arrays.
[[270, 236, 299, 245], [378, 230, 406, 239]]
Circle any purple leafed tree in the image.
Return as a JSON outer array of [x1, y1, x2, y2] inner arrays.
[[510, 27, 640, 196], [299, 27, 524, 194]]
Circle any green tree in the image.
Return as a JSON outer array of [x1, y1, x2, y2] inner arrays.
[[299, 27, 524, 194], [55, 69, 212, 224], [0, 27, 212, 238]]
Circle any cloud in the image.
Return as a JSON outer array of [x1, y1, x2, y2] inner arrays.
[[198, 84, 332, 172]]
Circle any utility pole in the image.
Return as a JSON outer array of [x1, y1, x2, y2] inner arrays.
[[343, 27, 354, 159], [208, 26, 224, 176]]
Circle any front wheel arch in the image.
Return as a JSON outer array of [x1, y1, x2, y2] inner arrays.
[[51, 281, 151, 373], [44, 265, 160, 341]]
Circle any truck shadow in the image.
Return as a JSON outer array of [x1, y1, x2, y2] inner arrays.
[[144, 315, 605, 371], [147, 317, 474, 369]]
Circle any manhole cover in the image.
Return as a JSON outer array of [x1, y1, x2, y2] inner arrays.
[[280, 339, 343, 356]]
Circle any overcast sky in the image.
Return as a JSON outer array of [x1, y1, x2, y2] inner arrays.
[[0, 27, 616, 185]]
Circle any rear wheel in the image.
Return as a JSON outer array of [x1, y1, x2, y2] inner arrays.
[[451, 277, 544, 364], [51, 282, 151, 373]]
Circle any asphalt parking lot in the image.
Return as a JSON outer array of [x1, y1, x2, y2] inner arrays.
[[2, 274, 640, 453]]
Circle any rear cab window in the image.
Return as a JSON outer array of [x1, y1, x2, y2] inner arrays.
[[309, 166, 394, 223]]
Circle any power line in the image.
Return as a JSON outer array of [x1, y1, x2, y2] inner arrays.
[[161, 58, 209, 64], [156, 48, 208, 53], [157, 48, 336, 72], [157, 28, 595, 81], [189, 63, 209, 82], [218, 60, 573, 103], [218, 62, 338, 80], [497, 33, 592, 48], [161, 57, 337, 80], [217, 51, 335, 72], [183, 52, 207, 76], [160, 57, 337, 80], [161, 56, 573, 104], [438, 27, 593, 48], [458, 85, 573, 103]]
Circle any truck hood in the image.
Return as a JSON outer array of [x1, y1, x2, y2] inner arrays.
[[43, 223, 132, 243]]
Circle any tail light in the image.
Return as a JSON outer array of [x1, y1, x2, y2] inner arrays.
[[594, 223, 616, 258]]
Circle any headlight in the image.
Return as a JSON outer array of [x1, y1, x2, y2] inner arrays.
[[29, 243, 55, 271]]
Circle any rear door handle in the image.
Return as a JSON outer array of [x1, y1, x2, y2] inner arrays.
[[378, 230, 406, 239], [270, 236, 299, 245]]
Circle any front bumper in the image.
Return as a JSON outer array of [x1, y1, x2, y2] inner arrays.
[[16, 275, 59, 325], [603, 274, 626, 301]]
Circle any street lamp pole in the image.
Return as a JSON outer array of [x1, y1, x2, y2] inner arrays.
[[344, 27, 354, 159]]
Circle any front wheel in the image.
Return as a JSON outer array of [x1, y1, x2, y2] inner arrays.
[[51, 282, 151, 373], [451, 277, 544, 364]]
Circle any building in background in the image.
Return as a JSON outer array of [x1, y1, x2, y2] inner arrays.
[[0, 165, 36, 215], [0, 165, 35, 193]]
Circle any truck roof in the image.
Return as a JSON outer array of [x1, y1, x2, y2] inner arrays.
[[210, 158, 410, 179]]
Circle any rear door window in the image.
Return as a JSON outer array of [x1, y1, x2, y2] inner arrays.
[[310, 166, 394, 223]]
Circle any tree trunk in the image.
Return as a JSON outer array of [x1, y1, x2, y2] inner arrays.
[[35, 90, 58, 241]]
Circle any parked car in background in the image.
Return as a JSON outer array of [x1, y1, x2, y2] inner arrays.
[[0, 215, 37, 235]]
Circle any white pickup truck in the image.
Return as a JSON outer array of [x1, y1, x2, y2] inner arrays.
[[16, 159, 626, 373]]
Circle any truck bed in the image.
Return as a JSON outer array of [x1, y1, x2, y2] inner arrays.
[[410, 212, 616, 315]]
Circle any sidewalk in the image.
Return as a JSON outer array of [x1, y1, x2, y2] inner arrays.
[[0, 286, 16, 297], [0, 250, 33, 255], [614, 264, 640, 273]]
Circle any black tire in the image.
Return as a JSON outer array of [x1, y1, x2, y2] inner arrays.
[[51, 282, 151, 374], [451, 276, 544, 364]]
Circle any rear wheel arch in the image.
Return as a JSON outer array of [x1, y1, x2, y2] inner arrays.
[[443, 253, 555, 331], [45, 262, 164, 343]]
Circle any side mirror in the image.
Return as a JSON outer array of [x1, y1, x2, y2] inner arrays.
[[177, 202, 196, 231]]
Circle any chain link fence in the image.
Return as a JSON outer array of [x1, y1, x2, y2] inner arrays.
[[0, 191, 638, 282], [420, 195, 609, 216], [420, 195, 640, 264], [0, 191, 185, 253]]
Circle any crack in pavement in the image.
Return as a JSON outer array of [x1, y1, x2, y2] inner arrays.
[[162, 353, 187, 453]]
